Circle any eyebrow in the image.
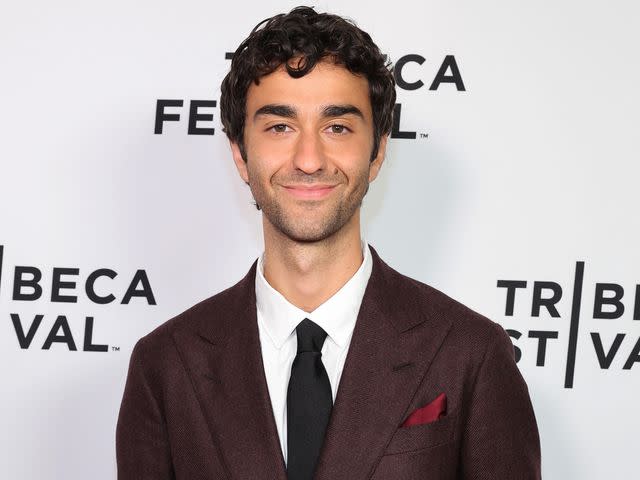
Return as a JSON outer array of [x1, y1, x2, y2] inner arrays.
[[253, 104, 296, 120], [321, 104, 364, 120], [253, 104, 365, 122]]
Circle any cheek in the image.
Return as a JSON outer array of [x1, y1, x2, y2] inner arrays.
[[245, 139, 291, 180], [246, 152, 283, 190], [325, 134, 373, 163], [330, 146, 372, 180], [246, 158, 268, 184]]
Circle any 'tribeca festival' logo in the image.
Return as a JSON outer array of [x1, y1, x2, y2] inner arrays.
[[498, 261, 640, 388], [1, 245, 156, 352], [153, 51, 466, 141]]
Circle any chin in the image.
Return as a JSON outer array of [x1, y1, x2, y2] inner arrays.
[[274, 218, 346, 243], [279, 228, 336, 243]]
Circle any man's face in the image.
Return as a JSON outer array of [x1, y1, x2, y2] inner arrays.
[[230, 60, 387, 243]]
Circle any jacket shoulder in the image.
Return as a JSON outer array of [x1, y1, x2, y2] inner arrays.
[[133, 262, 256, 353], [375, 252, 507, 346], [380, 264, 517, 400]]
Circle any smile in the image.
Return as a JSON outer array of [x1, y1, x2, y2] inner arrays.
[[282, 185, 337, 199]]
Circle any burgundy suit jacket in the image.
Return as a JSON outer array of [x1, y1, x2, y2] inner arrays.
[[116, 245, 541, 479]]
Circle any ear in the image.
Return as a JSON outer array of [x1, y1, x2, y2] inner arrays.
[[230, 141, 249, 184], [368, 135, 388, 183]]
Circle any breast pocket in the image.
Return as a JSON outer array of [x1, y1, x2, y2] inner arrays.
[[383, 412, 456, 455]]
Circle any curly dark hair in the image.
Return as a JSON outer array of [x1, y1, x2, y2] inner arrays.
[[220, 6, 396, 163]]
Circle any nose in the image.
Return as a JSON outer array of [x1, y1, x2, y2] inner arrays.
[[292, 129, 327, 174]]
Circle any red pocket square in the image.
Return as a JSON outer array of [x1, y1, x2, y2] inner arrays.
[[401, 392, 447, 427]]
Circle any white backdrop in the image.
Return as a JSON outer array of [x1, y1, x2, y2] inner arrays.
[[1, 1, 638, 478]]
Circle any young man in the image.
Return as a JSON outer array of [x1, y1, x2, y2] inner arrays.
[[116, 7, 541, 480]]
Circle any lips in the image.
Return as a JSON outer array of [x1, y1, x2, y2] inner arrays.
[[282, 184, 337, 199]]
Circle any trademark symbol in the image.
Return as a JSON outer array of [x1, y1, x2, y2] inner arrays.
[[419, 133, 429, 139], [111, 346, 120, 352]]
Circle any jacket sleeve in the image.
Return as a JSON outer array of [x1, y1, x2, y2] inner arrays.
[[116, 336, 175, 479], [459, 323, 542, 479]]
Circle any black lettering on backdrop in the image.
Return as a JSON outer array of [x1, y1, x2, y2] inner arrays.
[[10, 313, 44, 349], [51, 267, 79, 303], [155, 99, 184, 134], [188, 100, 217, 135], [507, 329, 559, 366], [13, 266, 43, 301], [590, 333, 625, 369], [155, 52, 466, 140], [623, 338, 640, 369], [593, 283, 625, 319], [497, 280, 527, 316], [42, 315, 77, 351], [528, 330, 559, 366], [2, 245, 155, 353], [391, 104, 416, 139], [531, 281, 562, 317], [10, 266, 155, 304], [86, 269, 117, 304], [564, 261, 585, 388], [429, 55, 465, 91], [394, 54, 425, 90], [122, 270, 156, 305], [84, 317, 108, 352], [499, 261, 639, 387], [155, 100, 216, 135], [11, 313, 109, 352], [393, 54, 465, 92]]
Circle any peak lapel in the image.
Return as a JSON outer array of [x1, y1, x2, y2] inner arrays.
[[314, 246, 454, 480], [172, 261, 287, 480]]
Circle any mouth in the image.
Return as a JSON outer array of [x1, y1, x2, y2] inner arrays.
[[282, 184, 337, 199]]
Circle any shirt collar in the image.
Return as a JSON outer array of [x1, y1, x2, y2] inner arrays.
[[255, 239, 373, 349]]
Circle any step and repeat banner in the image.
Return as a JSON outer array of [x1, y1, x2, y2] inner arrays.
[[1, 0, 638, 478]]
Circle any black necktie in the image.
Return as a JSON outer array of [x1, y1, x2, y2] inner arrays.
[[286, 318, 333, 480]]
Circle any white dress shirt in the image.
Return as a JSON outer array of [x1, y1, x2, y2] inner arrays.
[[255, 239, 373, 466]]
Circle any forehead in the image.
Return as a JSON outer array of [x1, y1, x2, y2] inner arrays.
[[245, 61, 372, 119]]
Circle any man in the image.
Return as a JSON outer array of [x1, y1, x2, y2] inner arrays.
[[116, 6, 541, 480]]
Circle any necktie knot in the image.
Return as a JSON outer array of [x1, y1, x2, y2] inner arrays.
[[295, 318, 327, 354]]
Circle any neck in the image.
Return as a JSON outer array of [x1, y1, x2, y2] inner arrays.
[[262, 212, 364, 313]]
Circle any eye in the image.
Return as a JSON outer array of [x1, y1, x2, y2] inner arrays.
[[326, 124, 350, 135], [268, 124, 290, 134]]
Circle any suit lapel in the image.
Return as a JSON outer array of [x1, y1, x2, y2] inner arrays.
[[172, 261, 287, 480], [314, 246, 454, 480]]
